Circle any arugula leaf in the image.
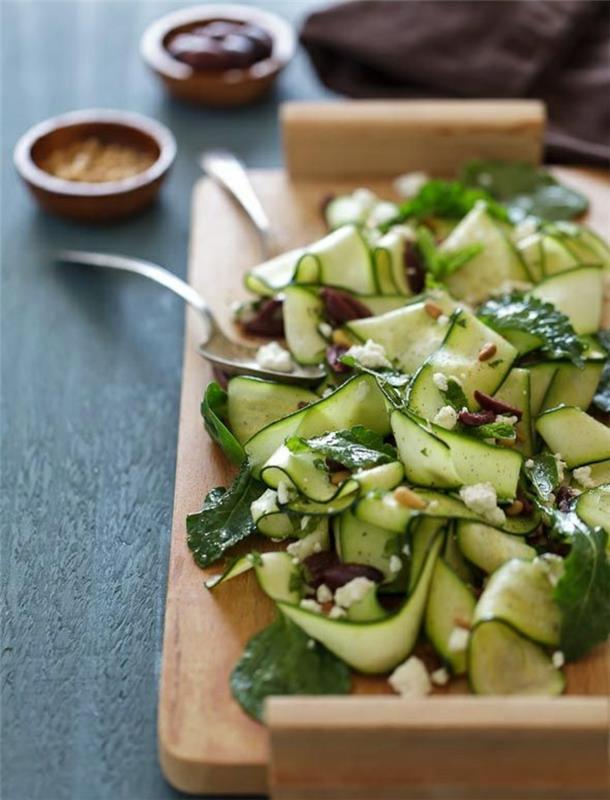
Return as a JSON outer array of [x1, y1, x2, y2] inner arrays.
[[416, 226, 483, 282], [593, 330, 610, 413], [187, 463, 262, 567], [230, 614, 351, 721], [477, 293, 584, 367], [286, 426, 396, 470], [554, 526, 610, 660], [201, 382, 245, 466], [387, 179, 508, 227], [461, 161, 589, 223], [524, 453, 560, 502]]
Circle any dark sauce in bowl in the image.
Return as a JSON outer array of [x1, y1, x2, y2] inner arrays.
[[167, 20, 273, 71]]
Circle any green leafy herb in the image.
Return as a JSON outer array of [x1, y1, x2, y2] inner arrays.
[[386, 179, 508, 228], [478, 293, 584, 367], [555, 526, 610, 660], [442, 378, 469, 412], [466, 421, 516, 441], [593, 330, 610, 413], [342, 358, 411, 408], [230, 615, 351, 721], [201, 382, 245, 466], [187, 463, 262, 567], [524, 453, 560, 502], [461, 161, 589, 223], [286, 426, 396, 470]]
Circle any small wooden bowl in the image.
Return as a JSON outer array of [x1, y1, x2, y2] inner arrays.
[[140, 4, 295, 107], [13, 109, 176, 222]]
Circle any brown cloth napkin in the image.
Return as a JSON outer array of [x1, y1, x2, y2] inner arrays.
[[301, 0, 610, 165]]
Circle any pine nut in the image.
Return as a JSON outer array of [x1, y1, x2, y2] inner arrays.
[[478, 342, 497, 362], [505, 499, 524, 517], [393, 486, 428, 509], [498, 438, 516, 448], [424, 301, 443, 320], [453, 615, 472, 630], [330, 470, 351, 486], [332, 329, 352, 348]]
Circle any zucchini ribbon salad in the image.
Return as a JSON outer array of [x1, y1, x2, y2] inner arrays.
[[188, 161, 610, 720]]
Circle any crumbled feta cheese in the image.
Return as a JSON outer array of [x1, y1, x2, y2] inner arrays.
[[513, 217, 538, 241], [389, 555, 402, 574], [393, 171, 429, 198], [553, 453, 567, 483], [448, 627, 470, 652], [322, 386, 334, 398], [433, 372, 449, 392], [345, 339, 391, 369], [491, 280, 533, 296], [300, 516, 311, 531], [300, 599, 322, 613], [552, 650, 565, 669], [496, 415, 518, 426], [313, 542, 322, 553], [525, 459, 535, 469], [250, 489, 278, 521], [329, 605, 347, 619], [334, 577, 375, 609], [430, 667, 450, 686], [536, 553, 565, 587], [367, 201, 399, 227], [316, 584, 333, 604], [256, 341, 294, 373], [572, 465, 595, 489], [427, 500, 440, 511], [437, 314, 449, 326], [307, 638, 316, 650], [388, 656, 432, 697], [318, 322, 333, 338], [352, 187, 377, 209], [286, 525, 328, 562], [277, 480, 296, 506], [433, 405, 458, 430], [459, 483, 506, 526]]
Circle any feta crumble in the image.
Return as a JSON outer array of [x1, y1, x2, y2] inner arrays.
[[286, 525, 328, 562], [459, 483, 506, 526], [307, 638, 316, 650], [345, 339, 391, 369], [553, 453, 567, 483], [448, 627, 470, 652], [496, 415, 518, 426], [318, 322, 333, 339], [316, 584, 333, 604], [352, 187, 377, 210], [437, 314, 449, 326], [388, 656, 432, 697], [367, 201, 399, 227], [329, 605, 347, 619], [300, 515, 311, 531], [256, 341, 294, 373], [393, 171, 429, 198], [552, 650, 565, 669], [250, 489, 278, 521], [512, 216, 538, 241], [300, 599, 322, 614], [277, 479, 296, 506], [525, 459, 535, 469], [334, 577, 375, 609], [430, 667, 450, 686], [433, 405, 458, 430], [433, 372, 449, 392], [389, 555, 402, 574], [573, 465, 595, 489]]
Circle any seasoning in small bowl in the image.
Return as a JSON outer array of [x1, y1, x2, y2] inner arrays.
[[14, 109, 176, 222]]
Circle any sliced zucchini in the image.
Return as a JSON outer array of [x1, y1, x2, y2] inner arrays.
[[227, 376, 317, 444], [443, 524, 475, 584], [336, 509, 404, 583], [469, 620, 564, 695], [474, 558, 561, 647], [392, 411, 461, 490], [285, 483, 360, 516], [353, 461, 404, 493], [244, 247, 304, 296], [493, 367, 533, 456], [528, 265, 603, 335], [572, 460, 610, 489], [540, 362, 603, 413], [457, 521, 536, 574], [408, 310, 517, 419], [539, 234, 577, 276], [536, 406, 610, 468], [206, 551, 302, 604], [373, 229, 411, 295], [278, 529, 443, 673], [528, 363, 559, 417], [325, 192, 373, 230], [516, 232, 545, 283], [575, 485, 610, 535], [304, 225, 376, 295], [262, 445, 342, 504], [251, 489, 296, 539], [442, 204, 530, 303], [425, 558, 476, 674], [282, 286, 326, 364], [409, 517, 446, 591]]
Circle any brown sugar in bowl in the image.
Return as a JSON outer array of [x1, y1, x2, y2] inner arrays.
[[13, 109, 176, 222], [140, 4, 295, 107]]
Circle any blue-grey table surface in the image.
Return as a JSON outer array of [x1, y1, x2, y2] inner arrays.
[[1, 2, 331, 798]]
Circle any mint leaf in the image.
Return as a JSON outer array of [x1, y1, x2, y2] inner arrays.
[[461, 161, 588, 223], [466, 421, 515, 440], [286, 426, 396, 470], [524, 453, 560, 502], [230, 614, 351, 721], [442, 378, 469, 412], [187, 463, 262, 567], [387, 179, 508, 227], [555, 526, 610, 660], [201, 382, 245, 466], [478, 293, 584, 367]]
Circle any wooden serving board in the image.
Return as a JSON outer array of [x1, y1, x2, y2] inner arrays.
[[158, 165, 609, 798]]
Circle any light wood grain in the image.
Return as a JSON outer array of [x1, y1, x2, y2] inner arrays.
[[282, 100, 545, 179], [158, 168, 609, 797]]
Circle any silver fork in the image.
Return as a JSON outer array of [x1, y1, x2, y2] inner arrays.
[[56, 250, 325, 384]]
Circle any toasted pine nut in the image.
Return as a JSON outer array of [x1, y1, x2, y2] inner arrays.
[[498, 438, 516, 448], [505, 500, 524, 517], [330, 470, 351, 486], [393, 486, 428, 509], [424, 301, 443, 320], [453, 615, 472, 630], [478, 342, 497, 362], [332, 329, 352, 348]]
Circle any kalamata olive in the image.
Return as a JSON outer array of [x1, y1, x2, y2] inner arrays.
[[241, 24, 273, 59], [168, 34, 230, 70], [404, 241, 426, 294], [221, 34, 260, 68], [320, 287, 372, 326], [474, 390, 523, 420], [242, 298, 284, 337], [168, 20, 273, 71], [303, 551, 339, 586], [320, 563, 384, 592], [556, 485, 577, 513], [458, 409, 496, 427]]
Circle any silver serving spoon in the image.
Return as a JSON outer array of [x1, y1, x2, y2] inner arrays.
[[56, 249, 325, 385]]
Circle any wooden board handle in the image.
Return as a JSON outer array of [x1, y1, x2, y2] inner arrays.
[[281, 99, 545, 180], [268, 696, 609, 799]]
